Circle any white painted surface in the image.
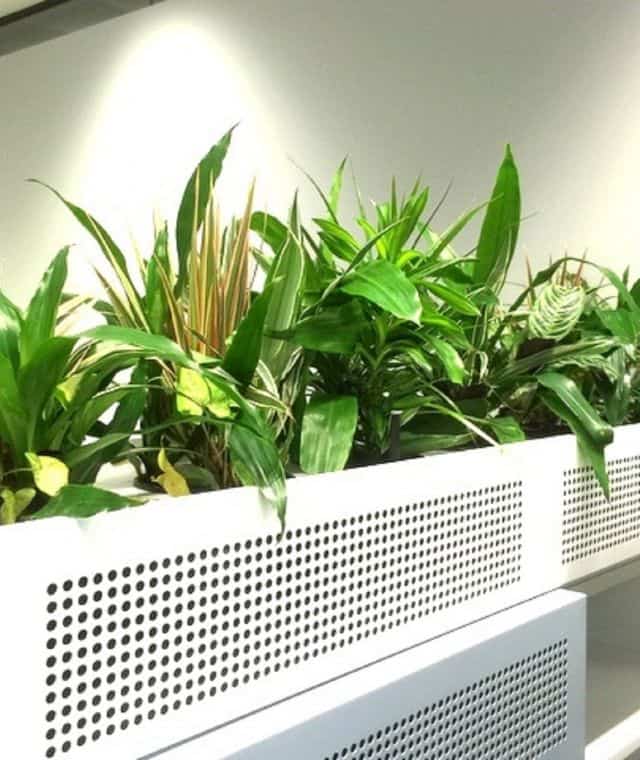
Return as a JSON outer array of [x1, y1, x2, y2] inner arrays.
[[152, 590, 586, 760], [1, 0, 640, 303], [0, 427, 638, 758], [0, 0, 37, 14]]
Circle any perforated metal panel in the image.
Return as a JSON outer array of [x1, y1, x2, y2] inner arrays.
[[161, 591, 585, 760], [562, 455, 640, 564], [324, 641, 569, 760], [42, 481, 523, 758]]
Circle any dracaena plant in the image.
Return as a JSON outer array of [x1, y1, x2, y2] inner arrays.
[[37, 127, 288, 523], [0, 248, 143, 525], [253, 159, 496, 473]]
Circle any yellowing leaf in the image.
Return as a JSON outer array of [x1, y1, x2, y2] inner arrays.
[[55, 374, 83, 407], [206, 383, 239, 419], [26, 453, 69, 496], [176, 367, 209, 415], [153, 448, 190, 497], [175, 367, 238, 420]]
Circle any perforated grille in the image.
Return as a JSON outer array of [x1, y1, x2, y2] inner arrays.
[[325, 640, 569, 760], [42, 481, 523, 757], [563, 456, 640, 563]]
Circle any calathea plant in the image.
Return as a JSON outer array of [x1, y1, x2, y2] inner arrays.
[[429, 146, 616, 494], [37, 127, 288, 523]]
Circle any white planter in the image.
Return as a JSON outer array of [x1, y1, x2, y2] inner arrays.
[[1, 424, 638, 759], [157, 590, 586, 759]]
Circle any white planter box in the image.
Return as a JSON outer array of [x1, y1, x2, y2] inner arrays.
[[1, 425, 638, 760], [157, 590, 586, 759]]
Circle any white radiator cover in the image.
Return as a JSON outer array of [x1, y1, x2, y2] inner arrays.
[[0, 425, 636, 759], [157, 590, 586, 760]]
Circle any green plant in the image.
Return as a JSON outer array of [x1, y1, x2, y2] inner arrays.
[[0, 248, 143, 524], [254, 160, 492, 472], [38, 128, 288, 523]]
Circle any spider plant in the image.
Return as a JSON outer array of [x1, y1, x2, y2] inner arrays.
[[37, 127, 288, 522], [0, 248, 143, 525]]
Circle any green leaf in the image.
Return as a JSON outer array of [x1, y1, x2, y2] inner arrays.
[[175, 126, 236, 293], [20, 248, 69, 366], [33, 182, 143, 321], [489, 416, 526, 444], [260, 199, 305, 378], [538, 372, 614, 447], [251, 211, 289, 255], [473, 144, 521, 289], [33, 485, 141, 520], [229, 419, 287, 527], [223, 286, 272, 387], [421, 280, 479, 316], [146, 224, 171, 334], [597, 308, 638, 345], [0, 353, 25, 453], [18, 336, 76, 449], [540, 389, 611, 498], [0, 289, 22, 372], [285, 301, 367, 354], [300, 395, 358, 473], [341, 260, 422, 323], [426, 335, 466, 384]]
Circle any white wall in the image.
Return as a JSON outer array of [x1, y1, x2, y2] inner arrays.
[[1, 0, 640, 304]]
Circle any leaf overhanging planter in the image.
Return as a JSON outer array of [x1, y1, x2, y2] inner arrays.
[[1, 425, 639, 759]]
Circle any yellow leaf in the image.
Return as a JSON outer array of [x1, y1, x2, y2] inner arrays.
[[176, 367, 208, 416], [153, 448, 190, 498], [55, 374, 83, 407], [205, 382, 238, 420], [26, 453, 69, 496], [1, 487, 36, 525]]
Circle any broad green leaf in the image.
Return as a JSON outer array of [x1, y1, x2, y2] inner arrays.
[[473, 144, 521, 289], [18, 336, 76, 450], [223, 286, 272, 387], [251, 211, 289, 254], [300, 395, 358, 474], [315, 218, 359, 262], [26, 453, 69, 496], [489, 416, 526, 444], [229, 419, 287, 526], [539, 389, 611, 498], [175, 126, 236, 293], [153, 448, 190, 497], [286, 301, 367, 354], [20, 248, 68, 366], [597, 308, 638, 345], [33, 485, 141, 520], [0, 289, 22, 372], [261, 199, 305, 378], [426, 335, 466, 384], [340, 260, 422, 323], [0, 353, 25, 453], [421, 280, 479, 316]]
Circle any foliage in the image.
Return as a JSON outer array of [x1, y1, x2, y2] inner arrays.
[[0, 248, 142, 524], [39, 129, 288, 524]]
